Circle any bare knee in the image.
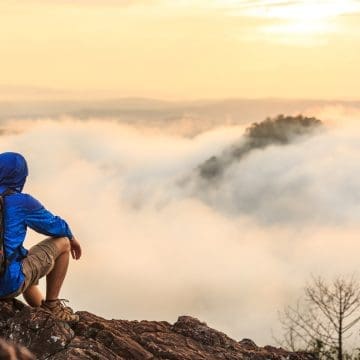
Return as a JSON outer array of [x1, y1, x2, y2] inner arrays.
[[52, 237, 71, 254]]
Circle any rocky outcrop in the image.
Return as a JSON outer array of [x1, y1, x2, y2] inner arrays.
[[0, 299, 315, 360], [0, 338, 34, 360]]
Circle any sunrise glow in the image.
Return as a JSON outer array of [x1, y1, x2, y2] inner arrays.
[[0, 0, 360, 99]]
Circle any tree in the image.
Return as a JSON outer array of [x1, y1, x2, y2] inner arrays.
[[276, 276, 360, 360]]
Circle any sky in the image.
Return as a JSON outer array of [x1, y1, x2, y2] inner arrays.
[[1, 0, 360, 100]]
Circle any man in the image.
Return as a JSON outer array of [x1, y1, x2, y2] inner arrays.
[[0, 152, 81, 322]]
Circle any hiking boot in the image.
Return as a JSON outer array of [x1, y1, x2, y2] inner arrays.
[[40, 299, 79, 322]]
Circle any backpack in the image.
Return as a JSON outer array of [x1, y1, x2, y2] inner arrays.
[[0, 189, 15, 276]]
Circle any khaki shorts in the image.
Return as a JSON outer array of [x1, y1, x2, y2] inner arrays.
[[7, 238, 61, 298]]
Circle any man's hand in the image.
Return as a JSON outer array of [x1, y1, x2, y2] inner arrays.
[[70, 236, 82, 260]]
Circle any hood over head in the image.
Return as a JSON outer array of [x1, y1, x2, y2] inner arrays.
[[0, 152, 28, 193]]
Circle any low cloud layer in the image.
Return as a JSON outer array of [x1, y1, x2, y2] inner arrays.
[[0, 110, 359, 345]]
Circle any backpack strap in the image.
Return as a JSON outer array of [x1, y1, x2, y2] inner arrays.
[[0, 189, 15, 276]]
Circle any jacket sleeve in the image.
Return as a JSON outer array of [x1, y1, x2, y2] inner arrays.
[[23, 195, 73, 240]]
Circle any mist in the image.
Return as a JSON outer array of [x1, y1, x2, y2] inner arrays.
[[0, 106, 359, 346]]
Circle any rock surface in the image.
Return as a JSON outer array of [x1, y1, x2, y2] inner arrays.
[[0, 299, 315, 360], [0, 337, 35, 360]]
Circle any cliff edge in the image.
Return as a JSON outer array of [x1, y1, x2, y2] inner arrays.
[[0, 299, 314, 360]]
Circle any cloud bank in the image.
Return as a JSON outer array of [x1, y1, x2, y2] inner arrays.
[[0, 110, 359, 345]]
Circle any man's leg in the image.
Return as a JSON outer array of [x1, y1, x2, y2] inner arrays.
[[20, 237, 78, 321], [41, 237, 79, 321], [21, 237, 71, 306], [45, 237, 71, 301], [23, 285, 43, 307]]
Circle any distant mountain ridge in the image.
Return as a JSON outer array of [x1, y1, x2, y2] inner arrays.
[[1, 97, 359, 122]]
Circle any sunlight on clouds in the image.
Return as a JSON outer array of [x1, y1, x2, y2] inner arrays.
[[261, 17, 334, 46], [230, 0, 360, 20], [265, 21, 330, 35], [210, 0, 360, 45]]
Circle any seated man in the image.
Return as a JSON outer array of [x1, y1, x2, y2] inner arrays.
[[0, 152, 81, 322]]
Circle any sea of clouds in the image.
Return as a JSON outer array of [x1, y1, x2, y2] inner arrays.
[[0, 105, 359, 345]]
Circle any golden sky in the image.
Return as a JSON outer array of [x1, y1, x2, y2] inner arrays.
[[1, 0, 360, 100]]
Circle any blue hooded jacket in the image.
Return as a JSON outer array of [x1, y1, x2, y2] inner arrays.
[[0, 152, 73, 297]]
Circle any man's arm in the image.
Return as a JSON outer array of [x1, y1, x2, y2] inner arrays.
[[25, 206, 73, 240], [24, 194, 82, 259]]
